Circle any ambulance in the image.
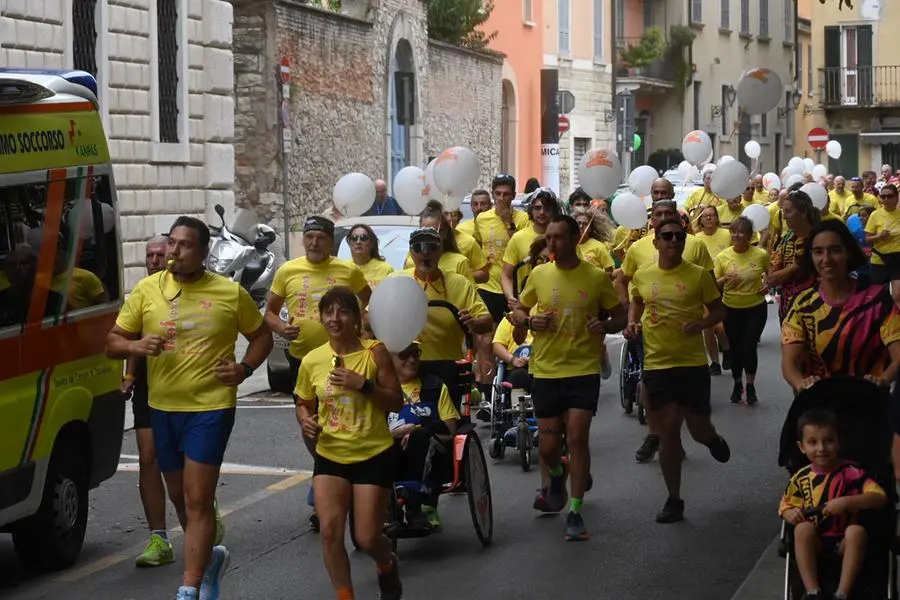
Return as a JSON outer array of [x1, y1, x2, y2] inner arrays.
[[0, 69, 124, 569]]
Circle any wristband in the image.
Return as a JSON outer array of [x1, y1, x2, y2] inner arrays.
[[239, 361, 255, 380], [360, 378, 374, 394]]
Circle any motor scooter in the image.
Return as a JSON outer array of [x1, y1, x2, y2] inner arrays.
[[207, 204, 277, 308]]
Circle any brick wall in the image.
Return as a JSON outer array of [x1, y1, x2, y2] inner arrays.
[[1, 0, 235, 290], [425, 40, 503, 187]]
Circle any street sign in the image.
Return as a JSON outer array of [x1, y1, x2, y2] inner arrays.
[[558, 115, 570, 134], [281, 99, 289, 126], [808, 127, 829, 150], [558, 90, 575, 114], [280, 57, 291, 84]]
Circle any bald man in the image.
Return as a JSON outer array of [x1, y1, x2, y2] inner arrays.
[[750, 174, 768, 205], [362, 178, 405, 216]]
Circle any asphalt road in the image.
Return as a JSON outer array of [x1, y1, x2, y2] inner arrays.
[[0, 305, 792, 600]]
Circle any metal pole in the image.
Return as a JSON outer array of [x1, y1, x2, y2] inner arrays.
[[278, 63, 292, 259]]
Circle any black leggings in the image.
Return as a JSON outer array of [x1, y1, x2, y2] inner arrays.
[[724, 302, 768, 381]]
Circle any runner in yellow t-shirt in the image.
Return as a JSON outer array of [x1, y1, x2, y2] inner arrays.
[[865, 184, 900, 284], [693, 205, 733, 375], [828, 176, 852, 216], [346, 224, 395, 291], [512, 215, 625, 541], [402, 204, 475, 282], [684, 172, 723, 224], [454, 189, 492, 239], [294, 287, 403, 600], [713, 216, 770, 405], [625, 217, 730, 524], [750, 174, 769, 205], [106, 217, 272, 599], [501, 189, 562, 302], [573, 208, 615, 274]]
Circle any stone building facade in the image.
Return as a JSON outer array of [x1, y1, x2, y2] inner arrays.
[[1, 0, 237, 289], [232, 0, 503, 256]]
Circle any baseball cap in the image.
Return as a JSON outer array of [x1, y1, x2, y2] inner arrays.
[[409, 227, 441, 244], [303, 216, 335, 236]]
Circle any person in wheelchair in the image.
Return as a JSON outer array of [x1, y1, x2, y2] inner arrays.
[[492, 313, 533, 391], [779, 408, 888, 600], [389, 341, 460, 532]]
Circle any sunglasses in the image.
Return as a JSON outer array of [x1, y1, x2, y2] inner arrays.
[[881, 193, 897, 200], [657, 230, 687, 242], [397, 348, 421, 361], [411, 241, 440, 254], [349, 234, 370, 243]]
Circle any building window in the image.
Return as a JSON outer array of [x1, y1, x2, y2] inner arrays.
[[615, 0, 625, 39], [558, 0, 571, 56], [150, 0, 189, 162], [721, 85, 731, 136], [593, 0, 603, 61], [720, 0, 729, 29], [72, 0, 99, 75], [523, 0, 533, 23], [690, 0, 702, 24], [759, 0, 769, 37], [740, 0, 750, 34], [643, 0, 652, 29], [573, 138, 591, 188], [761, 112, 768, 138], [693, 81, 702, 131], [784, 0, 794, 42], [784, 92, 794, 142], [807, 43, 813, 94], [797, 43, 803, 93]]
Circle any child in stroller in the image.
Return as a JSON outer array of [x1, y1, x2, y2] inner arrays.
[[777, 378, 898, 600]]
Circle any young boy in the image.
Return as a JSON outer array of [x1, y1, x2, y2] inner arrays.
[[779, 408, 889, 600]]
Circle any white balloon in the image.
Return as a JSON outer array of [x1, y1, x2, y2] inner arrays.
[[785, 174, 805, 188], [393, 166, 429, 215], [788, 156, 805, 171], [744, 141, 761, 159], [743, 203, 771, 232], [801, 182, 828, 210], [717, 155, 736, 166], [368, 275, 428, 352], [610, 192, 648, 229], [703, 148, 714, 166], [333, 173, 375, 218], [424, 159, 444, 202], [682, 130, 713, 166], [826, 139, 842, 159], [100, 202, 115, 234], [628, 165, 658, 196], [685, 165, 700, 184], [442, 196, 464, 211], [762, 172, 781, 191], [702, 163, 717, 176], [433, 146, 480, 197], [812, 163, 828, 180], [577, 149, 622, 198], [736, 67, 783, 114], [710, 160, 750, 200], [802, 158, 816, 174]]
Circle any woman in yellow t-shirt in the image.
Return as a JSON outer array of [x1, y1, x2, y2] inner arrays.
[[865, 184, 900, 285], [694, 205, 733, 375], [403, 202, 476, 282], [713, 217, 770, 405], [294, 287, 404, 600], [347, 224, 394, 291], [573, 208, 616, 275]]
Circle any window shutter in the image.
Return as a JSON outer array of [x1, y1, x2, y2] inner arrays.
[[823, 26, 841, 105], [857, 25, 873, 105], [573, 138, 590, 188]]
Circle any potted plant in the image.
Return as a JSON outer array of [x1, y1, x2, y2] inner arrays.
[[618, 27, 665, 75], [666, 25, 697, 104]]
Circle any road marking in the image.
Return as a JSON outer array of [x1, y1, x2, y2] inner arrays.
[[236, 403, 293, 409], [116, 455, 307, 476], [53, 471, 312, 584]]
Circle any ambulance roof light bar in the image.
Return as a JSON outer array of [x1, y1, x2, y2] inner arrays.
[[0, 69, 99, 107]]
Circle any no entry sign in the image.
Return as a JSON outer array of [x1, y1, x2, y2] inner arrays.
[[558, 115, 570, 134], [808, 127, 829, 150], [280, 57, 291, 84]]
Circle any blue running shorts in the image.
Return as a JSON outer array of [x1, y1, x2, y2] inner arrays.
[[149, 408, 236, 472]]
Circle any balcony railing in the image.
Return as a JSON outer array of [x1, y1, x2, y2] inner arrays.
[[615, 37, 676, 83], [819, 65, 900, 108]]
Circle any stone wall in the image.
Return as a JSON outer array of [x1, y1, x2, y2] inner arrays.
[[425, 40, 503, 187], [2, 0, 236, 290]]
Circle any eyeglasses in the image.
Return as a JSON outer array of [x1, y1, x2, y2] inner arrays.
[[349, 234, 370, 243], [411, 241, 440, 254], [397, 348, 421, 361], [657, 230, 687, 242]]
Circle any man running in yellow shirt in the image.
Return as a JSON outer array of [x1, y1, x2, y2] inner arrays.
[[107, 217, 273, 600], [626, 218, 731, 523], [512, 215, 626, 541]]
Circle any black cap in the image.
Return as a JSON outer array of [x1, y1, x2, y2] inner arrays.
[[492, 173, 516, 191], [409, 227, 441, 244], [303, 216, 335, 236]]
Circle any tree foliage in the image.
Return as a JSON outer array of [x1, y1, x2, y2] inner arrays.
[[427, 0, 498, 51]]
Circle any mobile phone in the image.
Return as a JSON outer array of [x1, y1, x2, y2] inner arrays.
[[332, 355, 343, 369]]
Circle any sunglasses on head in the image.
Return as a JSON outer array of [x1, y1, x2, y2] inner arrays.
[[397, 347, 421, 361], [657, 230, 687, 242], [349, 234, 370, 242], [411, 241, 440, 254]]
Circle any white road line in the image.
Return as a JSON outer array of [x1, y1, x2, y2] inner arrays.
[[117, 455, 306, 476]]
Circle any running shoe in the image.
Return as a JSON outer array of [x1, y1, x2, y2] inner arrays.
[[199, 545, 230, 600], [533, 475, 568, 513], [377, 555, 403, 600], [565, 511, 589, 541], [706, 435, 731, 463], [730, 382, 743, 404], [213, 499, 225, 546], [176, 586, 198, 600], [746, 384, 759, 405], [708, 362, 722, 376], [655, 497, 685, 523], [722, 351, 732, 371], [422, 505, 441, 530], [135, 533, 175, 567], [635, 434, 659, 463], [308, 511, 320, 532]]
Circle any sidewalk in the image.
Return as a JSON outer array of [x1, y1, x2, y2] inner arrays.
[[730, 537, 784, 600]]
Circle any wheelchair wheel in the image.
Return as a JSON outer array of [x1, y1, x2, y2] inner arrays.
[[489, 436, 504, 460], [517, 422, 531, 472], [462, 431, 493, 547], [349, 487, 399, 554], [618, 342, 633, 414]]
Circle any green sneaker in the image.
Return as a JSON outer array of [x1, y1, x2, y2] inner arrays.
[[135, 533, 175, 567], [214, 498, 225, 546], [422, 505, 441, 530]]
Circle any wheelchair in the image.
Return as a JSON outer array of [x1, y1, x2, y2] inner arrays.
[[618, 332, 645, 425], [487, 354, 538, 471], [776, 378, 898, 599], [350, 300, 494, 552]]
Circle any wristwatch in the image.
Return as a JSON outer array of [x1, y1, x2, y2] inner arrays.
[[239, 362, 255, 380], [360, 379, 374, 394], [525, 317, 532, 331]]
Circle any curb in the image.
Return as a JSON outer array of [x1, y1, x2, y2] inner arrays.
[[730, 536, 784, 600]]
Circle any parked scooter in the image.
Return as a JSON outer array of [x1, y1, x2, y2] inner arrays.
[[207, 204, 277, 308]]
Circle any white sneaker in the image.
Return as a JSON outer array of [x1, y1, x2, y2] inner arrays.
[[199, 545, 230, 600]]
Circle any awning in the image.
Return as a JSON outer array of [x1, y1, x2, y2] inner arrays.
[[859, 132, 900, 144]]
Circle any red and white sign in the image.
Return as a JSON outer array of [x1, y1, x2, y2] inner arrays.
[[808, 127, 829, 150], [558, 115, 570, 134], [280, 57, 291, 84]]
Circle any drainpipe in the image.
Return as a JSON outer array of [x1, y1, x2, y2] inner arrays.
[[610, 0, 617, 97]]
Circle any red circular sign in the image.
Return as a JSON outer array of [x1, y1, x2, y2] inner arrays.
[[807, 127, 829, 150], [280, 57, 291, 84], [558, 115, 570, 134]]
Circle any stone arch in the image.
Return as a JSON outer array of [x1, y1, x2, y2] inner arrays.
[[384, 11, 424, 191], [501, 60, 520, 181]]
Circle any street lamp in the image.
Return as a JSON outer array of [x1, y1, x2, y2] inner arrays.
[[725, 85, 737, 107]]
